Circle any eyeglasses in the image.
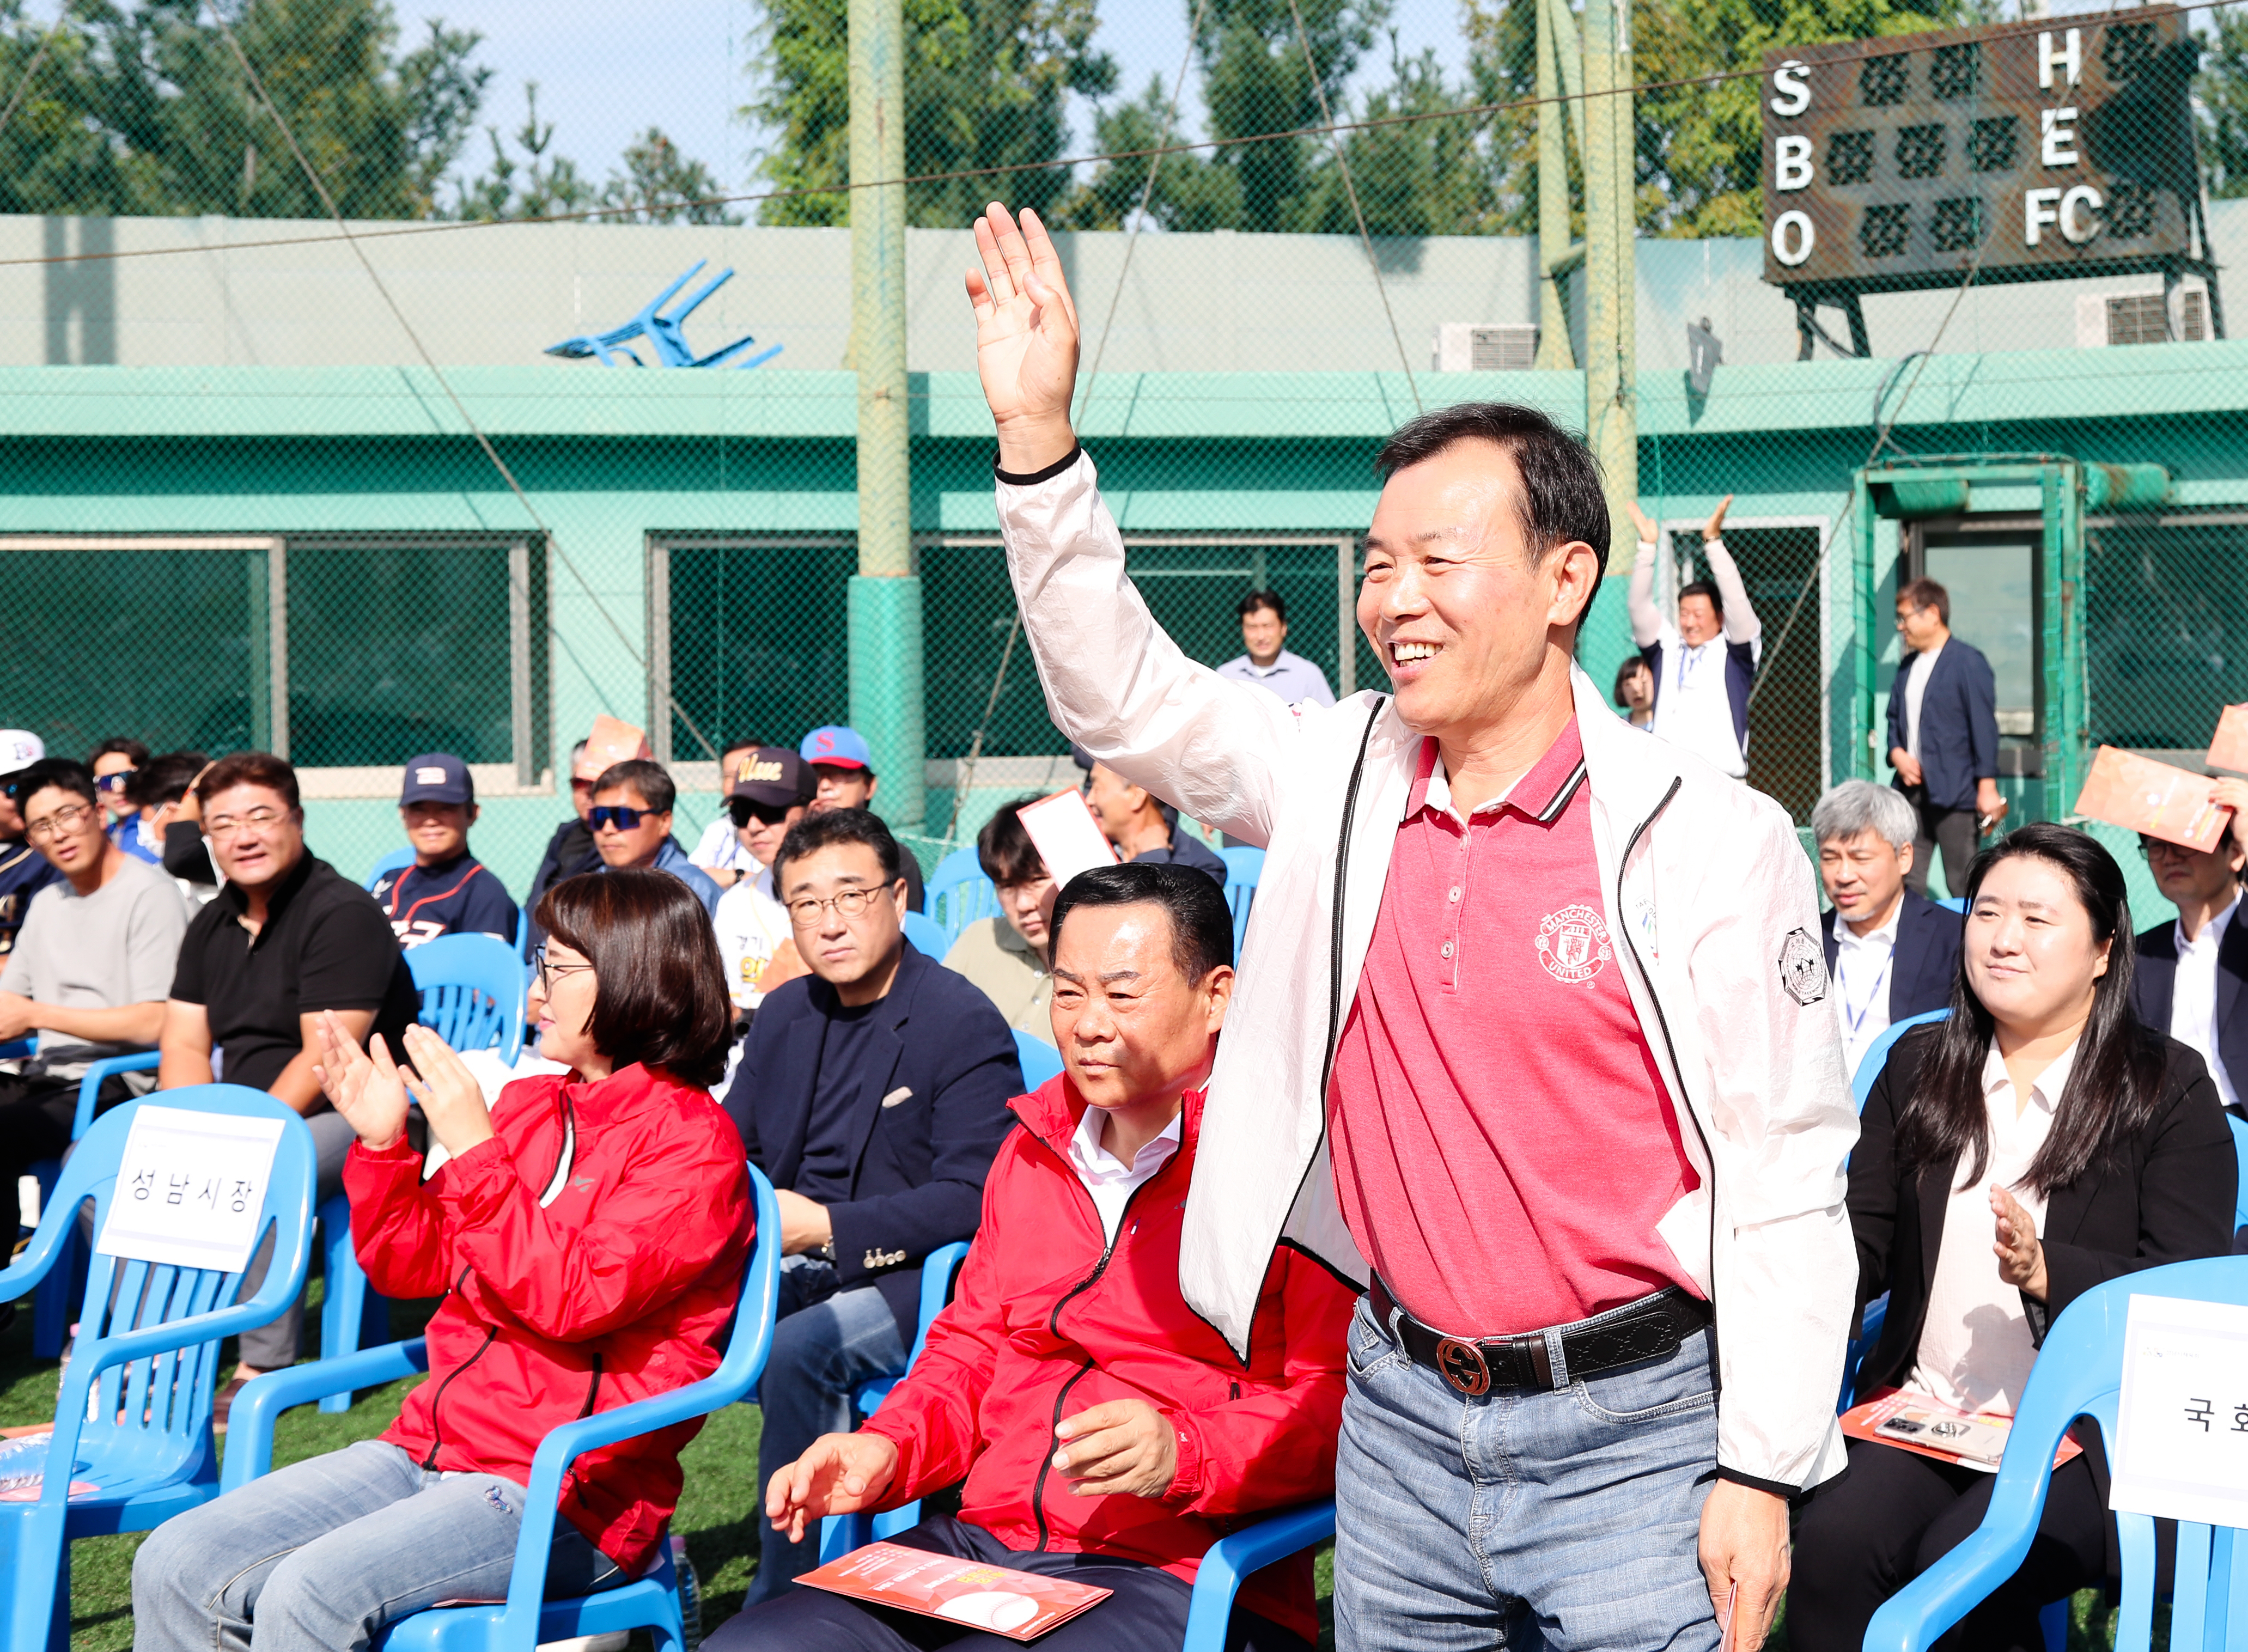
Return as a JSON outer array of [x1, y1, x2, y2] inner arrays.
[[23, 802, 97, 841], [728, 798, 796, 828], [588, 805, 648, 832], [784, 887, 893, 928], [2140, 836, 2201, 861], [205, 807, 288, 839], [532, 947, 596, 993], [94, 771, 135, 793]]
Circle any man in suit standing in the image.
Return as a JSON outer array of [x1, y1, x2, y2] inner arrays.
[[722, 807, 1023, 1599], [1887, 577, 2006, 898], [2132, 776, 2248, 1121], [1814, 780, 1965, 1082]]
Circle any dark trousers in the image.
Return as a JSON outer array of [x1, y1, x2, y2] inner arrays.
[[1903, 788, 1981, 900], [704, 1513, 1312, 1652], [1789, 1438, 2113, 1652], [0, 1071, 135, 1209]]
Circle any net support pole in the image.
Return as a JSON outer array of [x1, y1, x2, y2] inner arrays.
[[1534, 0, 1576, 371], [848, 0, 924, 831], [1575, 0, 1639, 688]]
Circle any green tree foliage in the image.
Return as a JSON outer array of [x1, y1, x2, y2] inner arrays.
[[599, 129, 739, 224], [2197, 8, 2248, 198], [1193, 0, 1385, 231], [1056, 71, 1240, 230], [746, 0, 1114, 227], [452, 82, 590, 220]]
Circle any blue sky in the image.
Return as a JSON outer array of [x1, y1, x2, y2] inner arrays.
[[422, 0, 1477, 211]]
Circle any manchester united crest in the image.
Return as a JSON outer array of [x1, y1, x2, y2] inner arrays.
[[1536, 903, 1612, 985]]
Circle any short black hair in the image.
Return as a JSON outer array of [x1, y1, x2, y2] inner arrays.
[[592, 758, 676, 814], [199, 751, 300, 813], [130, 751, 208, 810], [8, 758, 96, 808], [1238, 589, 1286, 624], [89, 737, 149, 766], [1898, 577, 1950, 625], [1374, 402, 1611, 588], [1050, 861, 1235, 985], [977, 794, 1047, 885], [772, 806, 904, 889], [1678, 578, 1724, 617], [537, 868, 734, 1088]]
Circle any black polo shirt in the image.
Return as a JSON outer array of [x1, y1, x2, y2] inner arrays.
[[170, 852, 420, 1094]]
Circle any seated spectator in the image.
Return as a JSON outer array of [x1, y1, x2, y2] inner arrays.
[[711, 862, 1350, 1651], [133, 867, 751, 1651], [1613, 656, 1654, 729], [0, 731, 63, 958], [116, 750, 205, 873], [722, 807, 1022, 1598], [159, 751, 421, 1411], [89, 736, 148, 834], [712, 747, 814, 1014], [1791, 824, 2238, 1652], [528, 719, 652, 936], [2131, 776, 2248, 1122], [1816, 779, 1965, 1078], [590, 759, 723, 918], [369, 753, 520, 949], [799, 726, 925, 910], [1216, 589, 1335, 708], [941, 794, 1057, 1046], [692, 735, 769, 889], [1082, 754, 1227, 884], [0, 758, 188, 1207], [157, 757, 226, 897]]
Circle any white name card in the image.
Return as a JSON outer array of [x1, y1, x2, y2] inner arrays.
[[95, 1106, 287, 1274], [2109, 1293, 2248, 1528], [1015, 789, 1119, 889]]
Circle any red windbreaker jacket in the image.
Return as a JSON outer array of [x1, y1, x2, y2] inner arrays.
[[862, 1076, 1354, 1641], [343, 1062, 753, 1576]]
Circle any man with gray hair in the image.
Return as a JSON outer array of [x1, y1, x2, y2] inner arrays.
[[1814, 779, 1964, 1079]]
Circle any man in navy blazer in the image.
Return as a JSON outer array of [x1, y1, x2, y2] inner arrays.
[[1814, 781, 1964, 1082], [2132, 784, 2248, 1122], [723, 808, 1022, 1598], [1886, 577, 2006, 898]]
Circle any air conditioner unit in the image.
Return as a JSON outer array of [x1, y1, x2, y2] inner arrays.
[[1433, 322, 1539, 371], [2075, 286, 2207, 348]]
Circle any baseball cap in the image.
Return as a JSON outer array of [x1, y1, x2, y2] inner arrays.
[[730, 746, 814, 807], [572, 715, 653, 782], [0, 730, 44, 779], [400, 752, 473, 806], [799, 726, 873, 770]]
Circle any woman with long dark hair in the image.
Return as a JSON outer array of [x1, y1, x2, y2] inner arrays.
[[1792, 824, 2237, 1652]]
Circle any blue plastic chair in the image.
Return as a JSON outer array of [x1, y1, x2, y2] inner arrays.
[[926, 846, 1000, 943], [1936, 895, 1968, 913], [1851, 1008, 1951, 1111], [223, 1165, 784, 1652], [1866, 1257, 2248, 1652], [0, 1086, 316, 1652], [312, 1192, 394, 1416], [364, 845, 414, 891], [1014, 1029, 1063, 1090], [406, 934, 527, 1065], [543, 262, 782, 370], [1180, 1499, 1336, 1652], [28, 1049, 163, 1358], [900, 910, 952, 961], [1219, 847, 1264, 968], [2229, 1115, 2248, 1236], [819, 1241, 974, 1561]]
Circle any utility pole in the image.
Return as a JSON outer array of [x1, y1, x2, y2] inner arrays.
[[1577, 0, 1639, 678], [848, 0, 924, 829], [1534, 0, 1577, 371]]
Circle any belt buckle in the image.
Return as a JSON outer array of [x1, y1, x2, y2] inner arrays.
[[1434, 1336, 1492, 1396]]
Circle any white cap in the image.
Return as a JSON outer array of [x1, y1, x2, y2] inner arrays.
[[0, 730, 42, 776]]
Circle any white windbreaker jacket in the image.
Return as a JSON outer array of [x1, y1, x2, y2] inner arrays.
[[997, 450, 1860, 1493]]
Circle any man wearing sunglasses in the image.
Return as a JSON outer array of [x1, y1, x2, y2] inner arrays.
[[714, 747, 814, 1016], [588, 758, 722, 918]]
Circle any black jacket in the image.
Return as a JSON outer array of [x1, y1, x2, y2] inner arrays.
[[2131, 916, 2248, 1120], [1821, 889, 1964, 1026], [1886, 638, 1999, 812], [722, 941, 1023, 1343], [1850, 1026, 2236, 1568]]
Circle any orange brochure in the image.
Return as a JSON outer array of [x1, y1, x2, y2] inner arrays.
[[1842, 1388, 2082, 1475], [795, 1541, 1112, 1640], [2073, 746, 2231, 852], [2208, 705, 2248, 775]]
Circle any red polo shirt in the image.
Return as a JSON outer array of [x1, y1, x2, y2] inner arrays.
[[1326, 720, 1700, 1339]]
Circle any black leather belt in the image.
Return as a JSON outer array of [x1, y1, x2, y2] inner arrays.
[[1368, 1276, 1711, 1397]]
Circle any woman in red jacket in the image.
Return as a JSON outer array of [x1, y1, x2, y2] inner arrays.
[[133, 868, 752, 1652], [709, 861, 1353, 1652]]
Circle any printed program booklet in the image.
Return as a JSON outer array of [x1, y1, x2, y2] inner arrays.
[[795, 1540, 1113, 1641], [1842, 1388, 2084, 1475]]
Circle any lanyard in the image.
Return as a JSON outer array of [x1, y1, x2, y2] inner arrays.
[[1675, 639, 1713, 694], [1839, 948, 1893, 1036]]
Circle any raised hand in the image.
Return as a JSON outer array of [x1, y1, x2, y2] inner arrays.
[[965, 203, 1081, 474], [398, 1023, 494, 1159], [765, 1432, 901, 1544], [1990, 1183, 2048, 1301], [1625, 500, 1660, 545], [314, 1012, 409, 1151], [1703, 494, 1735, 543]]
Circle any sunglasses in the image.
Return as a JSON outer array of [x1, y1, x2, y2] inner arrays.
[[95, 771, 135, 792], [728, 797, 796, 828], [588, 805, 648, 831]]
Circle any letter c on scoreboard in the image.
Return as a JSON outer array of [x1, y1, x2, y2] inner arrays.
[[1772, 210, 1816, 267]]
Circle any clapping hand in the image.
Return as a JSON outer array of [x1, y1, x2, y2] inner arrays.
[[398, 1023, 494, 1159], [1990, 1184, 2048, 1302], [966, 203, 1081, 474], [314, 1010, 409, 1151], [1625, 500, 1660, 545]]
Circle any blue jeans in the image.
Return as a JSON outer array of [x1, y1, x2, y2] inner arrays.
[[132, 1439, 623, 1652], [747, 1253, 911, 1602], [1332, 1295, 1721, 1652]]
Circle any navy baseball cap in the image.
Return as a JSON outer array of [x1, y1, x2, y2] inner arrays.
[[400, 753, 473, 806], [731, 746, 814, 807], [800, 726, 873, 770]]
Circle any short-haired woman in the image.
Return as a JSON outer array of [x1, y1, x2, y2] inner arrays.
[[133, 868, 753, 1652], [1790, 824, 2238, 1652]]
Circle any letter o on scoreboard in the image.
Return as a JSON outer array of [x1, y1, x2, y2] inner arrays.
[[1771, 211, 1816, 268]]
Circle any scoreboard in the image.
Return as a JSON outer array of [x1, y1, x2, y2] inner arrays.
[[1759, 8, 2212, 341]]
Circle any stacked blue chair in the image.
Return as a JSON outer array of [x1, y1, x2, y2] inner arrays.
[[363, 846, 414, 891], [1014, 1031, 1063, 1091], [223, 1165, 785, 1652], [29, 1050, 162, 1358], [1851, 1008, 1951, 1111], [0, 1086, 316, 1652], [1219, 848, 1263, 968], [926, 845, 999, 943], [900, 910, 952, 961]]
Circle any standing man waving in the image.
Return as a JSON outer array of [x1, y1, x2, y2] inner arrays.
[[961, 203, 1857, 1652]]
